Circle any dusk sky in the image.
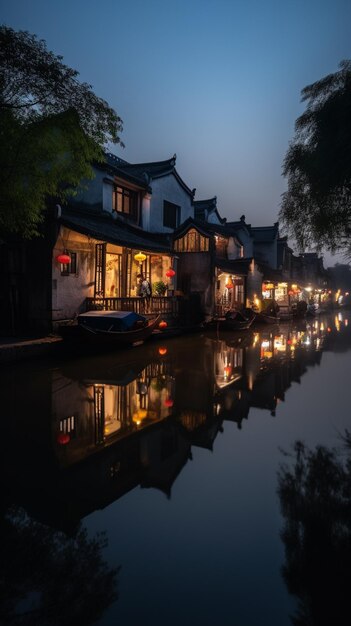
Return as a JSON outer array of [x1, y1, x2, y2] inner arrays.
[[2, 0, 351, 266]]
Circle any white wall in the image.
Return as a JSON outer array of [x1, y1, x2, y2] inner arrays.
[[145, 174, 194, 232], [73, 168, 105, 208]]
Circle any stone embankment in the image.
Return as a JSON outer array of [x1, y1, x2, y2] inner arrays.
[[0, 335, 63, 364]]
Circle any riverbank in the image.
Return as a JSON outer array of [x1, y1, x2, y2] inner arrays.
[[0, 334, 63, 364], [0, 323, 203, 365]]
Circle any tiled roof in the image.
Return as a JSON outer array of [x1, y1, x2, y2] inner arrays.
[[60, 207, 171, 253], [102, 152, 195, 198], [250, 223, 279, 242], [215, 257, 253, 275]]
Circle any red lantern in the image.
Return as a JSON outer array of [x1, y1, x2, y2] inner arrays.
[[164, 398, 174, 408], [57, 432, 70, 445], [166, 268, 176, 278], [56, 254, 71, 264], [224, 366, 232, 378], [158, 347, 167, 355], [226, 282, 234, 289], [159, 320, 168, 329], [288, 290, 294, 296]]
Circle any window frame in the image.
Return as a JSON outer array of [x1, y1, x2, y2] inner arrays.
[[113, 185, 138, 222], [163, 200, 180, 229], [60, 251, 77, 276]]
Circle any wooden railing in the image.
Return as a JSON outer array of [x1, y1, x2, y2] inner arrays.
[[85, 296, 181, 317]]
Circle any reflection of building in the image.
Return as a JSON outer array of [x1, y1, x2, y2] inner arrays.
[[1, 313, 343, 532]]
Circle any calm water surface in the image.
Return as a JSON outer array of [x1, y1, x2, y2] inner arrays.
[[2, 311, 351, 625]]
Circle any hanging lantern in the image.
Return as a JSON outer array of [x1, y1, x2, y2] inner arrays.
[[226, 282, 234, 289], [134, 251, 146, 263], [223, 366, 232, 378], [164, 398, 174, 408], [56, 253, 71, 264], [165, 268, 176, 278], [159, 320, 168, 329], [57, 432, 70, 445], [158, 347, 167, 355]]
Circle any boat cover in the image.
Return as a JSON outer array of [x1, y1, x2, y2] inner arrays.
[[77, 310, 146, 332]]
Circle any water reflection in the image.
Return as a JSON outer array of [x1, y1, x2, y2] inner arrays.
[[2, 313, 350, 526], [278, 435, 351, 625], [0, 507, 119, 625], [1, 311, 351, 624]]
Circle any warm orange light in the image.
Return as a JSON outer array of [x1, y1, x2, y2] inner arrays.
[[164, 398, 174, 407], [165, 268, 176, 278], [132, 408, 148, 425], [158, 347, 167, 355], [159, 320, 168, 329], [223, 366, 232, 378]]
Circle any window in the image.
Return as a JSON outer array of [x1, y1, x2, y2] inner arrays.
[[163, 201, 180, 229], [113, 185, 138, 221], [174, 228, 209, 252], [61, 252, 77, 276]]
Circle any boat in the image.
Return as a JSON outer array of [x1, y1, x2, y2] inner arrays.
[[59, 310, 162, 350], [252, 310, 280, 325], [203, 309, 256, 331], [251, 300, 280, 325]]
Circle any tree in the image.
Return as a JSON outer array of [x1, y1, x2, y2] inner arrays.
[[0, 25, 124, 238], [279, 60, 351, 258], [278, 436, 351, 625]]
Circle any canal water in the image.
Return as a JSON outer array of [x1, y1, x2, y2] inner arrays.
[[1, 311, 351, 625]]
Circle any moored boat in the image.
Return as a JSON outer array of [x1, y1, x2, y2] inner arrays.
[[203, 309, 256, 331], [59, 310, 161, 351]]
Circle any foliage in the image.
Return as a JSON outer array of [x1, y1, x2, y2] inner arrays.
[[0, 505, 119, 625], [277, 435, 351, 625], [279, 60, 351, 258], [152, 280, 168, 295], [0, 25, 124, 237]]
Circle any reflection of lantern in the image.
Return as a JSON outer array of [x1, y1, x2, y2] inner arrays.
[[165, 268, 176, 278], [134, 251, 146, 263], [158, 347, 167, 355], [56, 254, 71, 264], [164, 398, 174, 408], [57, 432, 70, 445], [159, 320, 168, 329], [132, 408, 148, 425]]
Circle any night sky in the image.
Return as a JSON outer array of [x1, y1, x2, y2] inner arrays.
[[2, 0, 351, 266]]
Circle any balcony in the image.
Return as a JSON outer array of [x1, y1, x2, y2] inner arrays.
[[85, 296, 181, 317]]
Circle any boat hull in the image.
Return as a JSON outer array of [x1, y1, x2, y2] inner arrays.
[[59, 313, 161, 352]]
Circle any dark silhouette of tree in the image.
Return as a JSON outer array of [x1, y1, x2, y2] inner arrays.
[[0, 26, 124, 238], [279, 61, 351, 258], [0, 505, 119, 625], [277, 435, 351, 625]]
